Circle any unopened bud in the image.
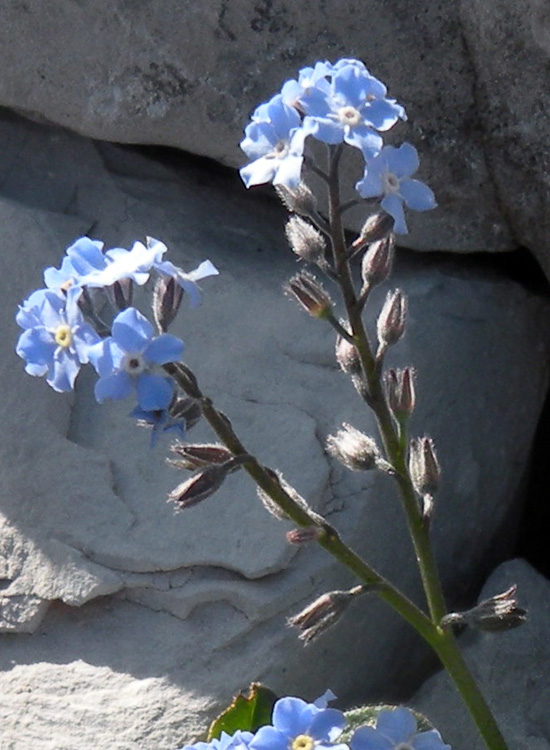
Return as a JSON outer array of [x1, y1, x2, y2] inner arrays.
[[275, 183, 318, 218], [286, 526, 323, 545], [169, 442, 234, 470], [409, 437, 440, 496], [377, 289, 407, 347], [112, 277, 134, 311], [288, 585, 366, 644], [335, 325, 361, 375], [285, 216, 327, 266], [153, 275, 184, 332], [284, 272, 333, 319], [257, 469, 311, 521], [361, 235, 395, 288], [169, 396, 202, 430], [168, 464, 230, 509], [441, 585, 527, 632], [355, 212, 395, 247], [386, 367, 416, 419], [327, 423, 386, 472]]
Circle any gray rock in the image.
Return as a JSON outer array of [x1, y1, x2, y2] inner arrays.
[[412, 559, 550, 750], [0, 109, 548, 747]]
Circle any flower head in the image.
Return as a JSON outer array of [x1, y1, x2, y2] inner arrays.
[[250, 696, 347, 750], [89, 307, 184, 410], [43, 236, 108, 292], [16, 286, 101, 392], [356, 144, 436, 234], [350, 708, 450, 750], [179, 730, 254, 750], [153, 255, 219, 308]]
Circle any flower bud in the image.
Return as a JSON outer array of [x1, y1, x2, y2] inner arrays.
[[153, 275, 184, 333], [386, 367, 416, 419], [169, 396, 202, 430], [335, 325, 360, 375], [275, 182, 317, 218], [377, 289, 407, 347], [361, 235, 395, 288], [257, 469, 311, 521], [112, 277, 134, 311], [168, 464, 229, 509], [326, 423, 381, 471], [284, 271, 333, 319], [409, 436, 440, 496], [169, 442, 234, 470], [355, 211, 395, 247], [285, 216, 327, 266], [440, 585, 527, 632], [286, 526, 323, 545], [288, 585, 366, 644]]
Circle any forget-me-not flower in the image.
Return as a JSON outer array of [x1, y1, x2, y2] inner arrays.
[[356, 143, 436, 233], [43, 237, 108, 292], [130, 404, 186, 448], [16, 286, 100, 392], [250, 696, 348, 750], [240, 94, 308, 188], [154, 254, 220, 308], [179, 730, 254, 750], [88, 307, 184, 410], [350, 708, 450, 750], [81, 238, 168, 288]]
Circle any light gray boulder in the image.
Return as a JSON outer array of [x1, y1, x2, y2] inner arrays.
[[0, 110, 548, 747], [412, 559, 550, 750]]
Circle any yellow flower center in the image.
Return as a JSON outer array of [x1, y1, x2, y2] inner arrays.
[[338, 106, 362, 126], [292, 735, 314, 750], [55, 324, 73, 348]]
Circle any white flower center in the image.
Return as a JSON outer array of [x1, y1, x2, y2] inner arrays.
[[54, 324, 73, 349], [337, 106, 362, 126], [382, 171, 401, 194], [121, 351, 147, 376], [291, 735, 314, 750], [270, 140, 290, 160], [395, 743, 414, 750]]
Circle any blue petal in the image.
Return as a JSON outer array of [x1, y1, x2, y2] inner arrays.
[[88, 339, 124, 378], [381, 194, 408, 234], [309, 708, 346, 741], [73, 323, 102, 364], [249, 726, 286, 750], [94, 372, 133, 403], [303, 116, 344, 145], [344, 126, 383, 158], [136, 374, 173, 410], [16, 328, 54, 367], [240, 156, 278, 188], [399, 179, 437, 211], [363, 98, 405, 131], [48, 351, 80, 392], [376, 708, 416, 742], [144, 334, 184, 364], [272, 697, 314, 735], [385, 143, 419, 179], [351, 726, 392, 750], [112, 307, 153, 353], [413, 730, 451, 750], [356, 168, 384, 199]]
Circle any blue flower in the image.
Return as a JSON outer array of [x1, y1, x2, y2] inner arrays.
[[43, 237, 108, 292], [280, 61, 334, 114], [179, 730, 254, 750], [154, 256, 219, 308], [250, 696, 348, 750], [82, 238, 168, 288], [355, 143, 436, 233], [16, 286, 101, 392], [129, 404, 186, 448], [302, 62, 405, 158], [350, 708, 450, 750], [88, 307, 184, 410], [240, 94, 308, 188]]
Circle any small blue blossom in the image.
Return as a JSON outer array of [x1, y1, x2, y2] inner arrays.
[[250, 696, 348, 750], [355, 143, 437, 233], [82, 238, 168, 288], [43, 236, 108, 292], [350, 708, 451, 750], [240, 94, 308, 188], [88, 307, 184, 410], [280, 61, 334, 114], [179, 730, 254, 750], [16, 286, 101, 392], [130, 404, 186, 448], [154, 255, 219, 308]]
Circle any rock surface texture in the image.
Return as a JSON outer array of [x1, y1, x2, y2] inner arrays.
[[0, 108, 548, 747], [3, 0, 550, 265], [413, 559, 550, 750]]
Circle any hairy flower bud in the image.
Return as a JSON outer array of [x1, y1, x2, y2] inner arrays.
[[168, 464, 229, 509], [361, 235, 395, 288], [335, 325, 361, 375], [288, 585, 366, 644], [257, 469, 312, 521], [440, 585, 527, 633], [169, 396, 202, 430], [409, 436, 441, 496], [286, 526, 323, 545], [169, 442, 234, 470], [275, 182, 318, 218], [284, 271, 333, 319], [386, 367, 416, 419], [285, 216, 327, 266], [377, 289, 407, 348], [153, 275, 184, 333], [355, 211, 395, 247], [112, 277, 134, 311], [326, 423, 383, 471]]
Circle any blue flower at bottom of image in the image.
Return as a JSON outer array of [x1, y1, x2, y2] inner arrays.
[[250, 696, 348, 750], [350, 708, 451, 750], [88, 306, 184, 411], [179, 730, 254, 750]]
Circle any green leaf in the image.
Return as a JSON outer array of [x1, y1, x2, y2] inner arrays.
[[207, 683, 278, 741], [342, 704, 433, 742]]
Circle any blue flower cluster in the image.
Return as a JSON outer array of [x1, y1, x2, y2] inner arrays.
[[16, 236, 218, 443], [180, 696, 450, 750], [240, 59, 436, 233]]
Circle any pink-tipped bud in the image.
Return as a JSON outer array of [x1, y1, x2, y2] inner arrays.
[[285, 216, 327, 266], [335, 326, 361, 375], [286, 526, 323, 545], [168, 464, 229, 509], [377, 289, 407, 347], [284, 271, 333, 319], [409, 436, 441, 496], [326, 423, 381, 471], [441, 585, 527, 632], [361, 235, 395, 288], [275, 182, 318, 218], [386, 367, 416, 419], [112, 277, 134, 311], [288, 585, 366, 644], [153, 275, 184, 333], [169, 443, 234, 470]]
